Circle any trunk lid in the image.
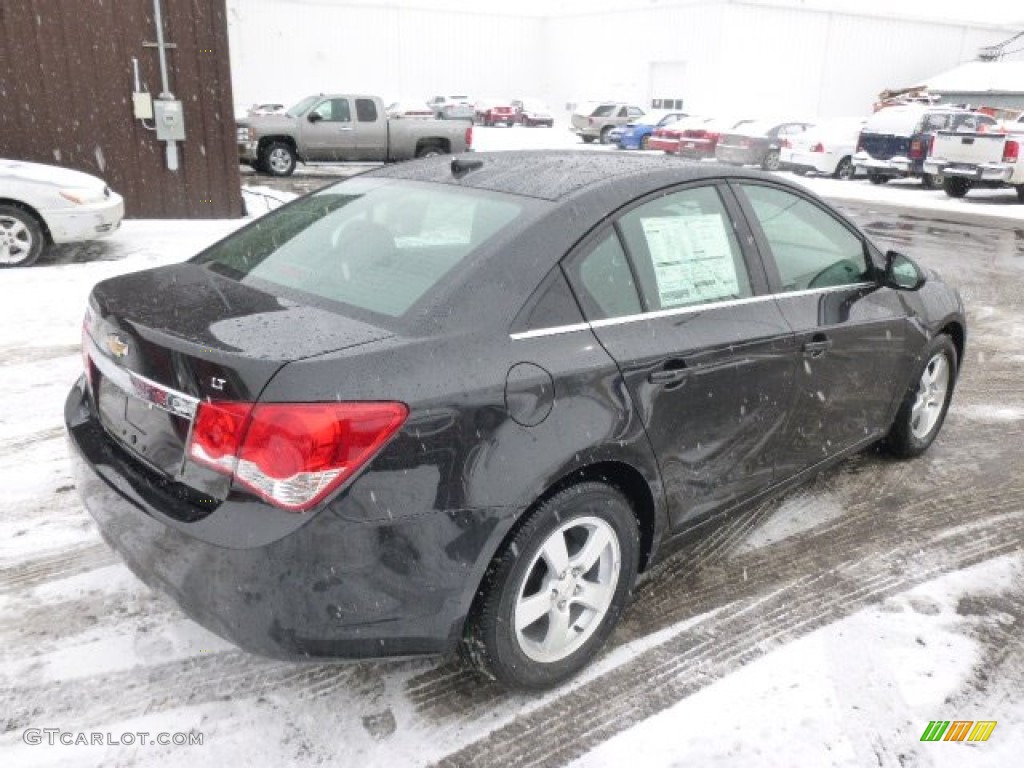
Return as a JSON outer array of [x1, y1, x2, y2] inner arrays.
[[84, 263, 393, 497]]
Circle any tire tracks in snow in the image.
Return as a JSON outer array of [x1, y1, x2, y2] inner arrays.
[[427, 512, 1023, 768]]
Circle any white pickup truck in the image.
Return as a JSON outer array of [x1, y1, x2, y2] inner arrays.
[[924, 123, 1024, 201]]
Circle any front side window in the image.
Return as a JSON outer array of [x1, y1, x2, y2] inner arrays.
[[195, 179, 523, 318], [738, 184, 870, 292], [312, 99, 351, 123], [617, 185, 753, 311]]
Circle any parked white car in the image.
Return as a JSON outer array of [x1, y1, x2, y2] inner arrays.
[[782, 117, 867, 179], [0, 159, 124, 267]]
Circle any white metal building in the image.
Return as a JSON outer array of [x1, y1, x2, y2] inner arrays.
[[225, 0, 1023, 118]]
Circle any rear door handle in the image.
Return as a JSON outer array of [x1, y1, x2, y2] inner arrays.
[[802, 336, 833, 358]]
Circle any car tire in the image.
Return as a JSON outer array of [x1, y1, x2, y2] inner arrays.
[[943, 177, 971, 198], [792, 167, 810, 176], [0, 204, 45, 268], [761, 150, 781, 171], [885, 334, 958, 459], [868, 172, 889, 185], [640, 136, 650, 150], [261, 142, 297, 177], [834, 157, 855, 180], [922, 173, 944, 190], [1015, 185, 1024, 203], [599, 127, 613, 145], [581, 136, 595, 144], [463, 481, 640, 691], [416, 143, 445, 158]]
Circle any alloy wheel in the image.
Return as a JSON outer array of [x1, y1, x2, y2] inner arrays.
[[911, 352, 950, 439], [514, 516, 621, 663]]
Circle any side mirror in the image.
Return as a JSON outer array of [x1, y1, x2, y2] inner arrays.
[[307, 112, 323, 123], [883, 250, 925, 291]]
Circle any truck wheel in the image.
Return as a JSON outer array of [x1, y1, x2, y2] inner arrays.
[[868, 172, 889, 185], [416, 144, 445, 158], [922, 173, 944, 190], [599, 127, 613, 145], [1016, 185, 1024, 203], [833, 157, 855, 180], [581, 136, 595, 144], [0, 205, 45, 268], [942, 177, 971, 199], [261, 142, 296, 177]]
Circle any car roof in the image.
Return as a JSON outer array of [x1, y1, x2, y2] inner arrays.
[[367, 150, 776, 202]]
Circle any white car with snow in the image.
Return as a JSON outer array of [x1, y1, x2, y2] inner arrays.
[[783, 117, 867, 179], [0, 159, 124, 267]]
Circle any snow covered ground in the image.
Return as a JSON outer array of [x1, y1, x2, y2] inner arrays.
[[3, 136, 1024, 767]]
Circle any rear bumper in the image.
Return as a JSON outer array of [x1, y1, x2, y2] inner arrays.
[[853, 152, 921, 176], [65, 378, 515, 660], [43, 194, 124, 243], [678, 140, 716, 159], [648, 137, 679, 153], [784, 150, 836, 174], [715, 145, 762, 165], [924, 159, 1015, 182]]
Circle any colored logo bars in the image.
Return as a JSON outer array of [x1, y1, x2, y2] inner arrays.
[[920, 721, 997, 742]]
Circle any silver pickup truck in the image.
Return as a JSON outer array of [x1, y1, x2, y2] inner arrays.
[[238, 94, 473, 176], [924, 126, 1024, 201]]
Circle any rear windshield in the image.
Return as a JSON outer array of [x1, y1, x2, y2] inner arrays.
[[195, 178, 523, 318]]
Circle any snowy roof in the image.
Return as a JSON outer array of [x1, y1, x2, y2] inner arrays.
[[924, 61, 1024, 94]]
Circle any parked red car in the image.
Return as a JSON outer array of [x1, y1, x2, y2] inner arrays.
[[676, 117, 755, 159], [648, 116, 711, 154], [475, 99, 517, 126]]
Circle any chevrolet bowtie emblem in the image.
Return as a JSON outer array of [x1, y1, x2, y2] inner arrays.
[[106, 333, 130, 359]]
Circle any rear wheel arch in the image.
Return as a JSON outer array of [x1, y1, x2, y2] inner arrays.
[[416, 138, 451, 157], [504, 460, 660, 575]]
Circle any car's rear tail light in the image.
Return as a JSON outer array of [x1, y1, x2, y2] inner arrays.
[[465, 124, 473, 148], [910, 139, 924, 159], [588, 117, 595, 126], [811, 142, 824, 153], [1003, 140, 1019, 163], [189, 401, 408, 512], [927, 134, 936, 157], [781, 138, 791, 149]]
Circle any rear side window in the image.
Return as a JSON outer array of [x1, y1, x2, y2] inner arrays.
[[738, 184, 869, 292], [195, 179, 522, 318], [356, 99, 378, 122], [617, 185, 752, 311], [568, 233, 642, 320], [592, 105, 615, 117]]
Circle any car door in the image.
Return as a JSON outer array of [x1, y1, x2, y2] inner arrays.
[[731, 181, 911, 477], [301, 98, 357, 160], [563, 183, 796, 531], [353, 98, 387, 160]]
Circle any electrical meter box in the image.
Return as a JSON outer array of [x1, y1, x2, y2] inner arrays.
[[154, 100, 186, 141]]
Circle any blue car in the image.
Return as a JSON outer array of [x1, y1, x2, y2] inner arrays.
[[615, 110, 689, 150]]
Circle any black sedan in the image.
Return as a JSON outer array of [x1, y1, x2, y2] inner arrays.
[[66, 151, 965, 690]]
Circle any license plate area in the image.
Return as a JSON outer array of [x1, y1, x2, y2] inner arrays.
[[97, 373, 194, 477]]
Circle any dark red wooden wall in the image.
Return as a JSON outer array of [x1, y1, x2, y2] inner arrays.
[[0, 0, 243, 218]]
